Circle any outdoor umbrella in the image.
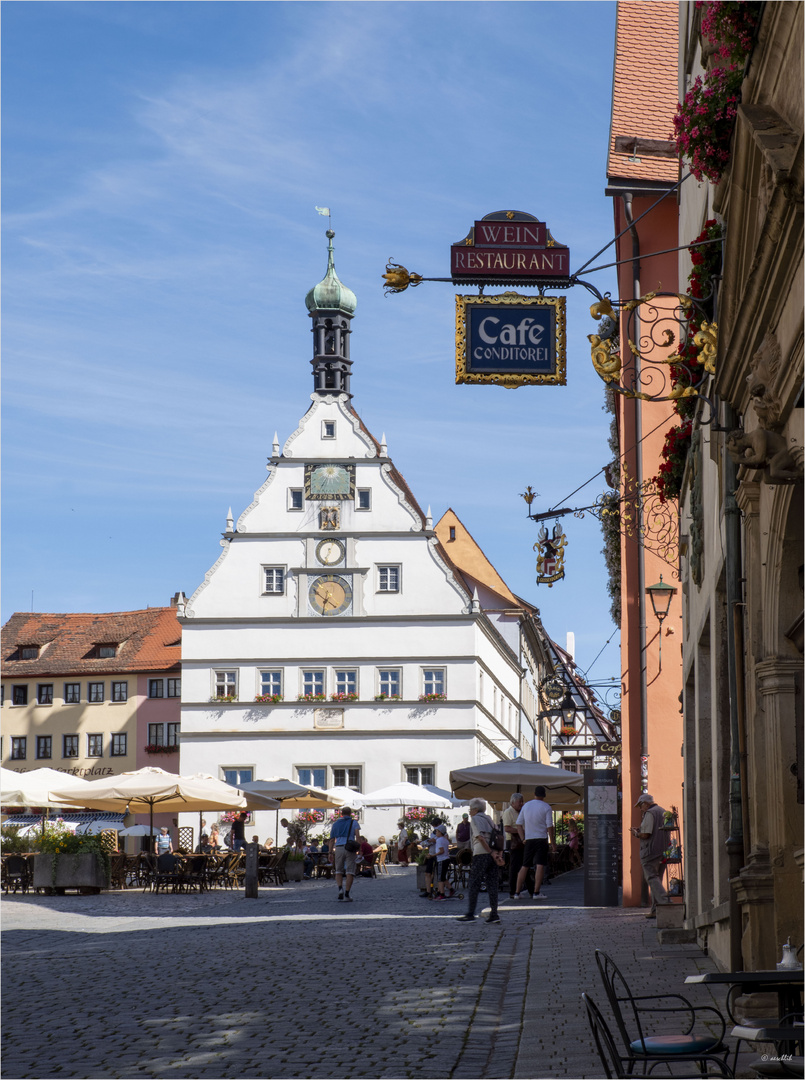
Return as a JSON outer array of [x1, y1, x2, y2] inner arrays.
[[359, 781, 454, 810], [449, 760, 584, 808], [117, 824, 161, 837], [49, 766, 254, 839], [1, 767, 97, 837], [322, 785, 365, 808], [239, 778, 344, 847], [423, 783, 465, 808]]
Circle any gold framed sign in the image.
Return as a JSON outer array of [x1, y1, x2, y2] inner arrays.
[[456, 291, 566, 389]]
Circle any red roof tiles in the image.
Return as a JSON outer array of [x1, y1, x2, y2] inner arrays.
[[1, 608, 181, 677], [608, 1, 680, 184]]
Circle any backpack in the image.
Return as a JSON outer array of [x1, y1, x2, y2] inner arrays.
[[489, 822, 505, 852]]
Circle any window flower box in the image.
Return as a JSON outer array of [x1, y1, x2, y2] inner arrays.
[[297, 693, 326, 703], [255, 694, 283, 703], [144, 743, 179, 754], [418, 693, 446, 702], [375, 693, 401, 701], [330, 692, 358, 703], [559, 726, 577, 737], [210, 694, 237, 703]]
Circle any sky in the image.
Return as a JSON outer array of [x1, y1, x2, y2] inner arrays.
[[2, 0, 621, 702]]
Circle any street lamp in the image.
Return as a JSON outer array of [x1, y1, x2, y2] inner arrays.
[[646, 574, 677, 671], [560, 689, 576, 732]]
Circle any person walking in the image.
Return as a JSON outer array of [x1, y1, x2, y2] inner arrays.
[[397, 821, 410, 865], [513, 786, 556, 900], [630, 793, 669, 917], [432, 825, 453, 901], [230, 811, 248, 852], [456, 798, 504, 924], [502, 793, 524, 899], [455, 813, 471, 854], [329, 806, 360, 902]]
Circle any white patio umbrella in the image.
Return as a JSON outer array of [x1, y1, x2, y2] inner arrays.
[[49, 766, 254, 839], [117, 824, 161, 837], [239, 779, 344, 847], [322, 786, 365, 808], [359, 781, 454, 809], [423, 784, 465, 808], [1, 767, 95, 809], [449, 759, 584, 808]]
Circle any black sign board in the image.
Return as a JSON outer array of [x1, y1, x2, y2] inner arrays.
[[583, 769, 620, 907]]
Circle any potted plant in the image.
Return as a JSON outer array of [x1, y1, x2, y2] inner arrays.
[[330, 691, 358, 702], [210, 694, 237, 703], [255, 693, 283, 703], [418, 692, 446, 702], [285, 850, 306, 881], [297, 692, 326, 703], [32, 819, 111, 894], [375, 692, 401, 701]]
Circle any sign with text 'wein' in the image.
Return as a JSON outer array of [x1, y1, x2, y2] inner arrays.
[[451, 210, 571, 283]]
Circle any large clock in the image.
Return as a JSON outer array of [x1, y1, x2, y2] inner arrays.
[[305, 463, 355, 501], [309, 574, 353, 616], [316, 539, 345, 566]]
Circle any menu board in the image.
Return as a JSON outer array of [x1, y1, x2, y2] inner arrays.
[[583, 769, 620, 907]]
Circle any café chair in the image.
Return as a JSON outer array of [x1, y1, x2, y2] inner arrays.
[[3, 856, 32, 895], [595, 950, 730, 1072], [583, 993, 734, 1078], [109, 851, 127, 890], [153, 853, 181, 894]]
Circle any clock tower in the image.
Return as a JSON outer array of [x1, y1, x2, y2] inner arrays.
[[305, 229, 357, 397]]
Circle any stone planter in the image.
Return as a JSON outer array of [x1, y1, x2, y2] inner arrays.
[[285, 859, 305, 882], [656, 901, 685, 929], [33, 853, 109, 894]]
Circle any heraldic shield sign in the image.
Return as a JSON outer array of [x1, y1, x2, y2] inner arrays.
[[456, 292, 567, 388], [535, 522, 568, 586]]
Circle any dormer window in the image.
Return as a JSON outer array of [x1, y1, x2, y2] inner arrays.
[[20, 646, 39, 660], [98, 645, 117, 658]]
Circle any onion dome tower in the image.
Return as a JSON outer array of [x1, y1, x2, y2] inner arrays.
[[305, 229, 357, 397]]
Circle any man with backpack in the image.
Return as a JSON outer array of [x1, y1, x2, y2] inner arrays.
[[513, 786, 556, 900], [456, 798, 504, 924]]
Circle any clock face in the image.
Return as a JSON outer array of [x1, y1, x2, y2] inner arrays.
[[316, 539, 345, 566], [305, 463, 354, 501], [309, 574, 352, 616]]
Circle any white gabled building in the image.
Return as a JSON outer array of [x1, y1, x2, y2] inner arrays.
[[178, 232, 549, 841]]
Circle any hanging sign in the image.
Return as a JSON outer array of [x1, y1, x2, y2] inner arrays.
[[534, 522, 568, 586], [451, 210, 571, 284], [456, 292, 566, 388]]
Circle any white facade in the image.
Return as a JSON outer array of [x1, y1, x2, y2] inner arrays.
[[178, 392, 531, 841]]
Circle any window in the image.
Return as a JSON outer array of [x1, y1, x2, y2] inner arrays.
[[11, 737, 27, 760], [332, 767, 361, 790], [98, 645, 116, 658], [378, 669, 401, 697], [260, 671, 282, 697], [111, 733, 127, 756], [88, 682, 104, 703], [148, 723, 165, 746], [406, 765, 434, 786], [302, 670, 324, 697], [37, 684, 53, 705], [64, 683, 80, 704], [148, 679, 164, 699], [112, 681, 128, 702], [297, 766, 326, 790], [1, 687, 4, 706], [263, 566, 285, 594], [322, 420, 336, 438], [422, 669, 445, 696], [334, 670, 357, 696], [12, 685, 28, 706], [20, 646, 39, 660], [288, 489, 304, 511], [166, 678, 181, 698], [378, 566, 400, 593], [223, 767, 253, 786], [36, 736, 52, 759], [63, 735, 79, 758], [449, 526, 456, 541], [356, 488, 371, 510], [87, 734, 103, 757], [214, 671, 237, 699], [167, 723, 180, 747]]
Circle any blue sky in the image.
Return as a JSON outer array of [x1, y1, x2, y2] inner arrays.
[[3, 0, 620, 695]]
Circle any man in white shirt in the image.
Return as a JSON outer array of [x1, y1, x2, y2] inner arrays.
[[513, 786, 556, 900], [502, 793, 525, 899]]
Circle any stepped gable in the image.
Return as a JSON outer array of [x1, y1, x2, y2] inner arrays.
[[1, 608, 181, 676], [608, 0, 679, 184]]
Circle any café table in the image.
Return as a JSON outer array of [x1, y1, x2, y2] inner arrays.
[[685, 969, 804, 1025]]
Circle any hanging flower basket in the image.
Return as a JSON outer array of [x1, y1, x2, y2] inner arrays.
[[655, 420, 694, 503]]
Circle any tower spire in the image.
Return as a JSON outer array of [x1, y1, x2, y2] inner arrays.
[[305, 229, 357, 397]]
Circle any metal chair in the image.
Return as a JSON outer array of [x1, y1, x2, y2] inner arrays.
[[3, 856, 32, 894], [583, 992, 734, 1078], [595, 950, 729, 1072], [152, 853, 180, 894]]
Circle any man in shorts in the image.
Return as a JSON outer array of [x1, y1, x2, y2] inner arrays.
[[513, 786, 556, 900], [328, 806, 361, 902]]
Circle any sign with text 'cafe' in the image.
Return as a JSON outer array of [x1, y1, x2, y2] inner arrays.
[[453, 211, 568, 388]]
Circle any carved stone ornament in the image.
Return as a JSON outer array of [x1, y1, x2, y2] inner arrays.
[[747, 331, 783, 429], [319, 505, 340, 530], [726, 427, 803, 483]]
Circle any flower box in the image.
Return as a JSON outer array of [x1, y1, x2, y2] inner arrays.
[[418, 693, 446, 703], [297, 693, 326, 703], [559, 727, 577, 737], [330, 692, 358, 702], [255, 694, 283, 703], [144, 743, 179, 754], [210, 695, 237, 703], [375, 693, 401, 701], [33, 853, 109, 894]]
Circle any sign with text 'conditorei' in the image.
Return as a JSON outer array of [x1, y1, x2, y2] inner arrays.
[[455, 292, 566, 388]]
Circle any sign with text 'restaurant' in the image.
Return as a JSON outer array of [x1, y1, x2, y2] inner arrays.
[[455, 292, 566, 388], [451, 210, 571, 283]]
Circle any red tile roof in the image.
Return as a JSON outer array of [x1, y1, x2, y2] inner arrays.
[[1, 608, 181, 677], [608, 1, 680, 184]]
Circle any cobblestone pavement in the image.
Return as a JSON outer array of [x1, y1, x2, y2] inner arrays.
[[2, 867, 740, 1080]]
